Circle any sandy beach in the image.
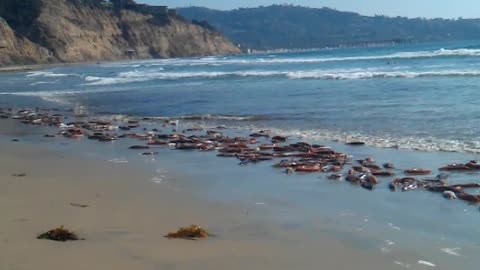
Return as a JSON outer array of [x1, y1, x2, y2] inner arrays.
[[0, 118, 407, 270], [3, 1, 480, 267]]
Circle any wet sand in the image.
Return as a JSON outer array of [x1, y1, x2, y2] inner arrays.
[[0, 62, 102, 73], [0, 64, 57, 73], [0, 121, 406, 270]]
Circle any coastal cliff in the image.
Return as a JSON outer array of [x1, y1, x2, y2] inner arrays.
[[0, 0, 240, 66], [0, 17, 52, 65]]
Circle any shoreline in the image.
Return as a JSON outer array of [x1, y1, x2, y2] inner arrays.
[[0, 52, 246, 74], [1, 109, 480, 268], [0, 62, 94, 73]]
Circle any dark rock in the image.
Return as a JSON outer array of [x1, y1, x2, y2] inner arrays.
[[345, 141, 365, 146], [129, 145, 150, 150]]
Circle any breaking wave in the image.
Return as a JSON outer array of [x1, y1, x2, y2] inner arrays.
[[245, 48, 480, 64], [83, 69, 480, 85], [83, 70, 284, 85], [177, 121, 480, 154], [257, 127, 480, 154], [97, 48, 480, 68]]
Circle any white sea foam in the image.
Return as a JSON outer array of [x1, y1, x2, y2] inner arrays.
[[191, 121, 480, 154], [26, 71, 75, 78], [394, 261, 412, 269], [286, 69, 480, 80], [155, 168, 168, 174], [84, 76, 147, 85], [143, 114, 267, 122], [30, 80, 59, 86], [108, 158, 129, 163], [270, 127, 480, 154], [380, 247, 391, 253], [152, 176, 163, 184], [251, 48, 480, 64], [388, 223, 401, 230], [144, 114, 480, 154], [441, 247, 461, 256], [417, 260, 436, 267]]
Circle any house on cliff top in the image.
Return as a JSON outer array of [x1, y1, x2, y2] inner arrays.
[[108, 0, 176, 17]]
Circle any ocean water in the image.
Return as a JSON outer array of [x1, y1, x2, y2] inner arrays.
[[4, 41, 480, 153], [2, 40, 480, 268]]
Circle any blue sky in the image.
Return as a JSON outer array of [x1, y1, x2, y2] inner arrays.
[[138, 0, 479, 19]]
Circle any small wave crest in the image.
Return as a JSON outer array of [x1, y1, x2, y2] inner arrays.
[[83, 70, 285, 85], [250, 48, 480, 64], [30, 80, 60, 86], [95, 48, 480, 68], [441, 247, 461, 256], [26, 71, 76, 78], [287, 70, 480, 80], [143, 114, 270, 122], [417, 260, 436, 267]]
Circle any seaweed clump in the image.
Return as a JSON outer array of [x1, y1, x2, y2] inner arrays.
[[164, 225, 209, 240], [37, 225, 81, 241]]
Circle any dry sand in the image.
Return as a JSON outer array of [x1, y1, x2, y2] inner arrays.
[[0, 126, 402, 270]]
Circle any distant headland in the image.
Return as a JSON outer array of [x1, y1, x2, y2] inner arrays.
[[0, 0, 240, 66], [178, 5, 480, 51]]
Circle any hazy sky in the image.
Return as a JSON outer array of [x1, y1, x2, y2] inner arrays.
[[138, 0, 479, 19]]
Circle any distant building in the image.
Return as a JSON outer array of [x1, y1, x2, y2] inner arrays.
[[73, 104, 88, 117], [168, 9, 177, 16], [0, 41, 8, 49], [134, 4, 175, 17], [110, 2, 176, 18], [151, 6, 169, 15], [125, 49, 137, 59], [110, 0, 136, 9]]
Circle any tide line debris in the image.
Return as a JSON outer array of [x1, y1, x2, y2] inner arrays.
[[70, 203, 89, 208], [165, 225, 210, 240], [4, 107, 480, 209], [37, 225, 81, 242]]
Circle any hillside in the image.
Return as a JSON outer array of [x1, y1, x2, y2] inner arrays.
[[0, 0, 240, 66], [179, 5, 480, 50]]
